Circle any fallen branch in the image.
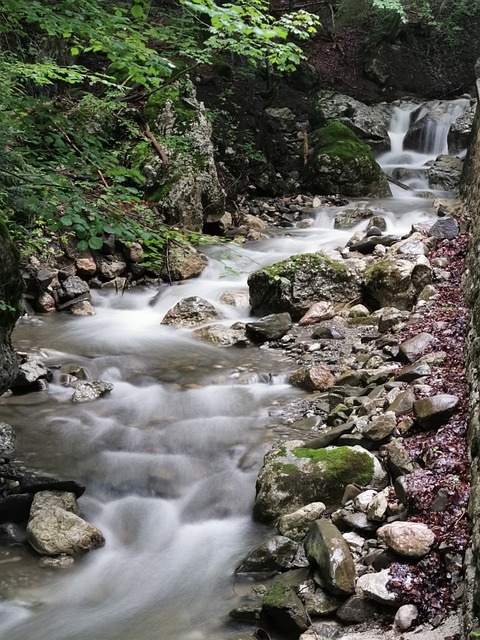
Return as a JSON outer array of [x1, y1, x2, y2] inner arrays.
[[387, 175, 411, 191], [144, 123, 169, 166]]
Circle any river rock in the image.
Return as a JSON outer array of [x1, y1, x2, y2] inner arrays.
[[97, 257, 126, 281], [428, 155, 463, 192], [413, 393, 459, 428], [334, 208, 377, 229], [336, 595, 378, 624], [367, 490, 389, 522], [380, 438, 418, 477], [248, 253, 361, 320], [395, 603, 419, 630], [235, 535, 299, 573], [289, 365, 335, 392], [71, 300, 96, 316], [29, 491, 79, 519], [298, 301, 335, 325], [356, 568, 397, 605], [36, 292, 56, 313], [428, 216, 459, 239], [398, 332, 435, 363], [377, 307, 410, 332], [245, 312, 293, 342], [311, 326, 345, 340], [304, 520, 355, 595], [160, 247, 208, 281], [262, 583, 310, 635], [220, 291, 250, 308], [353, 490, 378, 513], [302, 584, 343, 616], [277, 502, 327, 541], [72, 380, 114, 403], [361, 412, 397, 441], [448, 102, 476, 153], [387, 389, 416, 416], [253, 441, 388, 524], [161, 296, 221, 327], [377, 522, 435, 558], [192, 323, 249, 347], [57, 275, 91, 305], [395, 362, 431, 383], [363, 257, 432, 310], [0, 421, 15, 454], [12, 353, 52, 391]]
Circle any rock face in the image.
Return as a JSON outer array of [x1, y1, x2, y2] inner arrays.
[[248, 253, 360, 320], [0, 221, 21, 394], [304, 520, 356, 595], [142, 78, 225, 231], [301, 122, 391, 198], [428, 154, 464, 192], [253, 441, 388, 524]]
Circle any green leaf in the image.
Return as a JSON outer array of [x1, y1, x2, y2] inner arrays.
[[77, 240, 89, 251], [88, 235, 104, 250]]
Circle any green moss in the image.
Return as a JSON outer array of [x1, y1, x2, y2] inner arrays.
[[262, 253, 348, 282], [310, 122, 376, 164], [263, 583, 291, 608], [363, 258, 403, 289], [144, 85, 197, 129], [292, 446, 374, 487], [347, 316, 378, 327], [272, 462, 300, 475], [146, 177, 177, 202]]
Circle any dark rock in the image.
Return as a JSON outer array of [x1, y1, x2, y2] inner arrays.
[[387, 389, 416, 416], [20, 477, 85, 499], [305, 423, 354, 449], [0, 522, 27, 544], [428, 156, 463, 192], [312, 326, 345, 340], [395, 362, 431, 383], [399, 332, 435, 363], [0, 422, 15, 455], [57, 275, 91, 304], [246, 312, 293, 343], [161, 296, 221, 327], [428, 217, 459, 239], [349, 235, 398, 254], [262, 583, 310, 637], [235, 536, 300, 573], [0, 494, 33, 523], [336, 595, 378, 624]]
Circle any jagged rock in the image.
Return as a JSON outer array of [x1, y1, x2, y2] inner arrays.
[[332, 509, 380, 533], [395, 604, 419, 630], [160, 247, 208, 281], [413, 394, 459, 428], [57, 275, 91, 305], [380, 438, 418, 478], [428, 155, 463, 192], [277, 503, 327, 542], [334, 208, 377, 229], [246, 312, 292, 343], [298, 301, 335, 325], [376, 307, 410, 332], [289, 365, 336, 392], [336, 595, 378, 624], [387, 389, 416, 416], [398, 332, 435, 363], [362, 412, 397, 441], [448, 102, 476, 153], [253, 441, 388, 524], [29, 491, 79, 518], [367, 490, 389, 522], [301, 583, 343, 616], [265, 106, 297, 132], [262, 583, 310, 635], [356, 568, 397, 605], [36, 292, 56, 313], [161, 296, 221, 327], [304, 520, 355, 595], [75, 257, 97, 277], [353, 490, 378, 513], [235, 535, 300, 573], [97, 258, 127, 281], [395, 362, 431, 383], [72, 380, 114, 403], [192, 323, 249, 347], [363, 257, 432, 310], [302, 123, 391, 197], [0, 421, 15, 454], [429, 217, 459, 239], [248, 253, 360, 320], [377, 522, 435, 558], [12, 353, 52, 391], [121, 242, 143, 262], [70, 301, 96, 316]]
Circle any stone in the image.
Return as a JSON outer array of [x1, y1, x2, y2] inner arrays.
[[36, 292, 56, 313], [0, 421, 15, 454], [253, 441, 388, 524], [97, 258, 127, 281], [348, 304, 370, 318], [192, 323, 249, 347], [75, 257, 97, 277], [428, 217, 460, 239], [305, 423, 354, 449], [428, 155, 463, 192], [29, 491, 79, 519], [413, 394, 459, 428], [353, 490, 378, 513], [265, 106, 297, 132], [336, 595, 378, 624], [12, 354, 51, 390], [377, 307, 410, 332], [377, 522, 435, 558], [248, 253, 360, 320], [356, 569, 397, 605], [395, 362, 431, 383], [362, 412, 397, 441], [298, 301, 335, 325], [0, 522, 27, 544], [235, 535, 299, 573], [70, 300, 96, 316], [121, 241, 143, 262], [246, 312, 293, 343], [367, 490, 389, 522], [304, 520, 355, 595], [302, 585, 343, 616], [220, 291, 250, 308], [161, 296, 221, 327], [262, 583, 310, 635], [334, 208, 376, 229], [312, 326, 345, 340], [39, 554, 75, 568], [448, 102, 476, 153], [381, 439, 417, 478], [277, 503, 327, 541], [289, 365, 336, 392], [57, 275, 91, 304], [363, 257, 432, 311], [387, 389, 416, 416], [160, 247, 208, 281], [332, 509, 379, 533], [399, 332, 436, 363], [395, 604, 419, 630], [72, 380, 114, 403]]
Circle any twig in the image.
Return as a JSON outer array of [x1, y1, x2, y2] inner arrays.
[[164, 241, 173, 286], [97, 169, 109, 188], [144, 123, 169, 166]]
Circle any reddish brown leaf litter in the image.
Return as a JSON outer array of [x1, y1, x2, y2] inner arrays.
[[387, 235, 470, 622]]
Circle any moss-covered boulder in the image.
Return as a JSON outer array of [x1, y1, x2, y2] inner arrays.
[[0, 220, 21, 394], [253, 440, 388, 524], [301, 122, 391, 198], [363, 256, 432, 310], [248, 253, 360, 320], [140, 79, 225, 231]]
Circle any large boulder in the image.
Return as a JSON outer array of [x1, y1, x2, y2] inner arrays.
[[248, 253, 361, 320], [428, 155, 464, 192], [309, 91, 391, 151], [363, 256, 432, 310], [161, 296, 221, 327], [141, 78, 225, 231], [301, 122, 391, 198], [253, 440, 388, 524]]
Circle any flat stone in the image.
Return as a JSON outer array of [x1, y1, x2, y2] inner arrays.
[[262, 583, 310, 635], [413, 394, 459, 428], [395, 362, 431, 383], [312, 326, 345, 340], [336, 595, 378, 624], [236, 535, 299, 573], [362, 412, 397, 441], [399, 332, 435, 363], [377, 522, 435, 558], [356, 568, 397, 605], [299, 301, 335, 325], [289, 365, 335, 392], [246, 312, 293, 342], [387, 388, 416, 416], [429, 217, 459, 240]]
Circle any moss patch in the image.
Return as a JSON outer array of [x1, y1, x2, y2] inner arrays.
[[292, 446, 375, 488], [263, 582, 292, 608], [262, 253, 348, 281], [309, 121, 376, 163]]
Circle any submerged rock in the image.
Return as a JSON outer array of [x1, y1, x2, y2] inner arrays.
[[72, 380, 114, 403]]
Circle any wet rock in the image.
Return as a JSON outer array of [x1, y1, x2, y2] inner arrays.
[[448, 102, 476, 153], [363, 257, 432, 310], [305, 520, 355, 595], [248, 253, 360, 320], [302, 584, 343, 616], [161, 296, 221, 327], [262, 583, 310, 636], [57, 275, 91, 305], [395, 603, 419, 630], [336, 595, 378, 624], [0, 522, 27, 544], [277, 502, 326, 542], [246, 312, 293, 343], [353, 490, 378, 513], [160, 247, 208, 281], [298, 301, 335, 325], [0, 494, 33, 523], [235, 535, 299, 573], [12, 353, 52, 391], [192, 323, 249, 347], [399, 332, 435, 363], [72, 380, 114, 403], [428, 155, 463, 192], [0, 421, 15, 454], [229, 603, 264, 624], [253, 441, 388, 524], [334, 208, 376, 229], [289, 365, 336, 392], [220, 291, 250, 308], [305, 423, 354, 449], [413, 394, 459, 428], [29, 491, 79, 519], [428, 216, 460, 240], [39, 554, 75, 568], [377, 522, 435, 558], [348, 234, 398, 255], [356, 568, 397, 605], [20, 477, 85, 499], [70, 300, 96, 316]]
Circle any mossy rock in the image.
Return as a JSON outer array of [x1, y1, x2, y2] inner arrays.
[[363, 257, 432, 310], [248, 252, 360, 320], [253, 440, 388, 524], [301, 122, 391, 198]]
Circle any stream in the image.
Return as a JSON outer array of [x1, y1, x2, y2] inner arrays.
[[0, 98, 469, 640]]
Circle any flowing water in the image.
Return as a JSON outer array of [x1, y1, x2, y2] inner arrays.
[[0, 100, 468, 640]]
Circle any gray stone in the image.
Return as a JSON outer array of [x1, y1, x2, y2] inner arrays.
[[246, 312, 293, 343], [356, 569, 397, 605], [72, 380, 114, 403], [428, 155, 463, 193], [289, 365, 336, 392], [304, 520, 356, 595], [429, 217, 460, 239], [413, 394, 459, 428], [0, 421, 15, 454], [395, 362, 431, 383], [57, 275, 91, 303], [334, 208, 377, 229], [336, 595, 378, 624], [12, 354, 51, 390], [362, 412, 397, 441], [192, 323, 249, 347], [29, 491, 79, 519], [367, 490, 389, 522], [377, 307, 410, 332], [363, 257, 432, 310], [262, 583, 310, 635], [395, 603, 419, 631], [399, 332, 436, 363], [302, 585, 343, 616], [97, 258, 126, 281], [298, 301, 335, 325], [387, 389, 416, 416], [235, 535, 299, 573], [277, 503, 326, 541], [312, 326, 345, 340], [161, 296, 221, 327], [381, 439, 418, 478], [377, 522, 435, 558], [160, 247, 208, 281]]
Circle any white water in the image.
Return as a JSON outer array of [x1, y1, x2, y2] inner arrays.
[[0, 100, 465, 639]]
